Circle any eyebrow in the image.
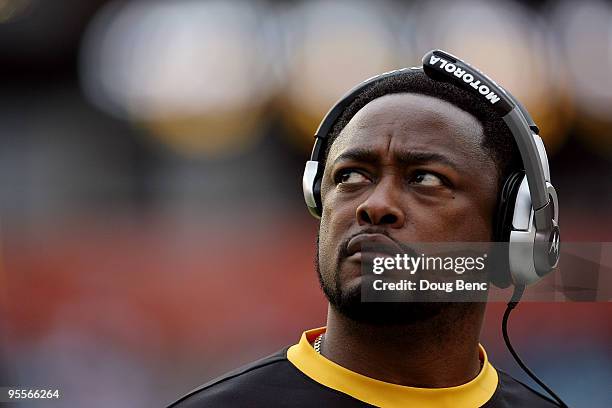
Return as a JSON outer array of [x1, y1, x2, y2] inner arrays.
[[333, 147, 459, 170], [333, 148, 380, 166], [394, 150, 460, 170]]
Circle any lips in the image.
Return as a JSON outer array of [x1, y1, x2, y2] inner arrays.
[[346, 233, 404, 258]]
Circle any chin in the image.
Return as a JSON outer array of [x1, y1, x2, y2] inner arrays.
[[332, 279, 447, 326], [334, 300, 447, 326]]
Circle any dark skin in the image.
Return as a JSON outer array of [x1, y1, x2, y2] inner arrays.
[[317, 93, 500, 388]]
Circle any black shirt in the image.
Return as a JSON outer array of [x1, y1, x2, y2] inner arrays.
[[169, 328, 558, 408]]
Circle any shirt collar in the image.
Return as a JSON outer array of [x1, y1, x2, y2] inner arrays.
[[287, 327, 498, 408]]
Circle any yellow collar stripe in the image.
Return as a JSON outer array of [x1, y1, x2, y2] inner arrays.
[[287, 328, 498, 408]]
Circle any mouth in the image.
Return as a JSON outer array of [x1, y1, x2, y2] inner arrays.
[[345, 233, 404, 262]]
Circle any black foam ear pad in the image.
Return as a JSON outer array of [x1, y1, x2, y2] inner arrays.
[[494, 171, 525, 242], [313, 178, 322, 216], [490, 171, 525, 288]]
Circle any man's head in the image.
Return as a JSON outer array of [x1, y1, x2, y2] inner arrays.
[[315, 71, 522, 324]]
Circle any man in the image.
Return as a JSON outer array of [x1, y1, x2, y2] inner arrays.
[[169, 66, 559, 407]]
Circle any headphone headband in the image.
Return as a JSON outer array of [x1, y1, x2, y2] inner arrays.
[[421, 50, 549, 211]]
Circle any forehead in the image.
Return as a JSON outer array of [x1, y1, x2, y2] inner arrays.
[[327, 93, 487, 165]]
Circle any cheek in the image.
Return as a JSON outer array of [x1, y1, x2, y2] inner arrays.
[[399, 191, 495, 242], [426, 195, 495, 241], [319, 206, 344, 255], [320, 187, 356, 235], [318, 195, 355, 263]]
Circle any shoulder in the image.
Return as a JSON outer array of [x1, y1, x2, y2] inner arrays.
[[167, 348, 293, 407], [484, 369, 560, 408]]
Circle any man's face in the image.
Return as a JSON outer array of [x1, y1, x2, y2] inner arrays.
[[316, 93, 499, 323]]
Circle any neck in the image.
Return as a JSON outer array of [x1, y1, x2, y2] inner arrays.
[[322, 303, 485, 388]]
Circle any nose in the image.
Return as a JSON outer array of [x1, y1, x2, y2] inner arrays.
[[356, 176, 405, 228]]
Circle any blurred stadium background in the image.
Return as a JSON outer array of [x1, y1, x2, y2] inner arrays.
[[0, 0, 610, 406]]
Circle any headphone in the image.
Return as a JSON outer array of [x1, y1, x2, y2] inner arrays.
[[302, 49, 560, 288]]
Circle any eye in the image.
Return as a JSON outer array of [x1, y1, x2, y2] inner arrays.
[[336, 170, 370, 185], [410, 171, 444, 187]]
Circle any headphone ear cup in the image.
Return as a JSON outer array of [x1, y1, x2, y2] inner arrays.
[[490, 171, 525, 288], [303, 160, 324, 219]]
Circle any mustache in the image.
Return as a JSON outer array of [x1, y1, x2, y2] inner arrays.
[[338, 229, 418, 260]]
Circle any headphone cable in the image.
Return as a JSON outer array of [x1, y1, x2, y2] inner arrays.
[[502, 285, 569, 408]]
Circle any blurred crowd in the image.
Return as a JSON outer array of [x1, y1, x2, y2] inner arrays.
[[0, 0, 610, 407]]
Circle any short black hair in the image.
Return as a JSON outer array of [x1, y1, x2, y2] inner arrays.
[[322, 70, 522, 187]]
